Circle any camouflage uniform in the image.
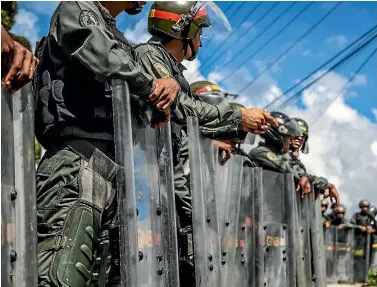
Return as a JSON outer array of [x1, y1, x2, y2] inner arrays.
[[34, 2, 160, 286]]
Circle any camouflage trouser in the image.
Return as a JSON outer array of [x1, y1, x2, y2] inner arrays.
[[36, 143, 120, 287]]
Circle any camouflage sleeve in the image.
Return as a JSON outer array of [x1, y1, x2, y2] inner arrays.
[[136, 47, 244, 139], [308, 175, 328, 192], [50, 1, 154, 95], [249, 147, 296, 175]]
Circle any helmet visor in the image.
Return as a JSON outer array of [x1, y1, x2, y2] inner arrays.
[[199, 91, 229, 106], [196, 1, 232, 39]]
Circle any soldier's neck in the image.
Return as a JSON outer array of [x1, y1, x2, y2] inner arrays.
[[164, 40, 184, 64]]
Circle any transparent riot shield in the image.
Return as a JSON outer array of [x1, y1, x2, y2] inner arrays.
[[187, 117, 221, 287], [324, 226, 336, 283], [334, 227, 354, 283], [308, 194, 327, 287], [255, 170, 297, 287], [1, 85, 38, 287], [233, 167, 263, 287], [295, 192, 313, 287], [215, 154, 243, 287], [354, 232, 371, 283], [1, 85, 16, 287], [112, 79, 179, 287], [370, 237, 377, 268], [325, 225, 354, 284]]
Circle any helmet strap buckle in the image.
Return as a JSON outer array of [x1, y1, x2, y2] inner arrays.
[[172, 14, 193, 32]]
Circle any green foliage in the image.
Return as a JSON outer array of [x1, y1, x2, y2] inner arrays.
[[368, 266, 377, 286], [1, 2, 18, 31], [35, 138, 42, 164]]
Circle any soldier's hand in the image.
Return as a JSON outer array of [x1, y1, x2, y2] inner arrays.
[[359, 226, 367, 232], [2, 25, 15, 76], [327, 183, 340, 205], [338, 224, 343, 229], [149, 78, 180, 111], [367, 226, 375, 234], [296, 175, 311, 196], [151, 108, 170, 129], [4, 40, 39, 94], [240, 108, 279, 133], [325, 222, 330, 229], [212, 140, 234, 166]]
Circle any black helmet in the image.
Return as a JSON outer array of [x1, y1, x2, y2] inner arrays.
[[359, 199, 370, 208], [263, 111, 303, 148], [334, 205, 346, 214], [292, 117, 309, 154]]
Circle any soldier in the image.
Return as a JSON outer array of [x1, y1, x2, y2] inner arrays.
[[321, 199, 331, 229], [351, 200, 376, 235], [287, 117, 339, 204], [328, 202, 337, 221], [248, 111, 311, 194], [135, 1, 278, 141], [33, 1, 187, 286], [331, 205, 353, 229]]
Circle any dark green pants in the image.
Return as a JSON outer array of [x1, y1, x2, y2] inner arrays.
[[37, 145, 119, 286]]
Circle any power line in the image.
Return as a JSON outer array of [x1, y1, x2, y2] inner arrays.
[[309, 46, 377, 126], [274, 32, 377, 111], [264, 25, 377, 110], [217, 2, 313, 84], [237, 1, 344, 95], [196, 2, 275, 76]]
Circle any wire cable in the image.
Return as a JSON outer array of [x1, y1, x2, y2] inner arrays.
[[218, 2, 314, 83], [264, 25, 377, 110], [309, 46, 377, 126], [273, 32, 377, 110], [238, 1, 343, 95], [196, 2, 277, 76]]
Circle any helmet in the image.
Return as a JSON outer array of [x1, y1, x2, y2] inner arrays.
[[359, 199, 370, 208], [190, 81, 228, 105], [321, 199, 329, 207], [334, 205, 346, 214], [370, 206, 377, 217], [292, 117, 309, 154], [125, 1, 146, 15], [148, 1, 231, 60], [263, 111, 303, 148]]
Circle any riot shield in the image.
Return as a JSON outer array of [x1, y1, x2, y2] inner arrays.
[[215, 153, 243, 287], [295, 192, 313, 287], [112, 79, 179, 287], [187, 117, 222, 287], [233, 167, 263, 287], [255, 170, 297, 287], [308, 193, 327, 287], [1, 85, 38, 287], [354, 232, 371, 283], [325, 226, 354, 284], [1, 86, 16, 287]]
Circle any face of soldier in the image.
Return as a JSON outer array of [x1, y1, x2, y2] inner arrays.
[[336, 212, 344, 219], [283, 136, 293, 153], [361, 206, 369, 213], [321, 205, 327, 213], [186, 29, 203, 61], [291, 136, 304, 150]]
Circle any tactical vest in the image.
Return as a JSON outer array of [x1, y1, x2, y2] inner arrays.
[[355, 212, 370, 227], [34, 6, 135, 149]]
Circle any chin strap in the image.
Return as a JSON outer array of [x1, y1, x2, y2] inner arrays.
[[183, 39, 197, 61]]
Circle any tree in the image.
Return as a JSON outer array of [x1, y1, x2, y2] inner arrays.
[[1, 1, 18, 31]]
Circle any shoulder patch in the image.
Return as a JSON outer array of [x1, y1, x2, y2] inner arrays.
[[79, 10, 100, 27], [266, 151, 278, 162], [153, 63, 171, 78]]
